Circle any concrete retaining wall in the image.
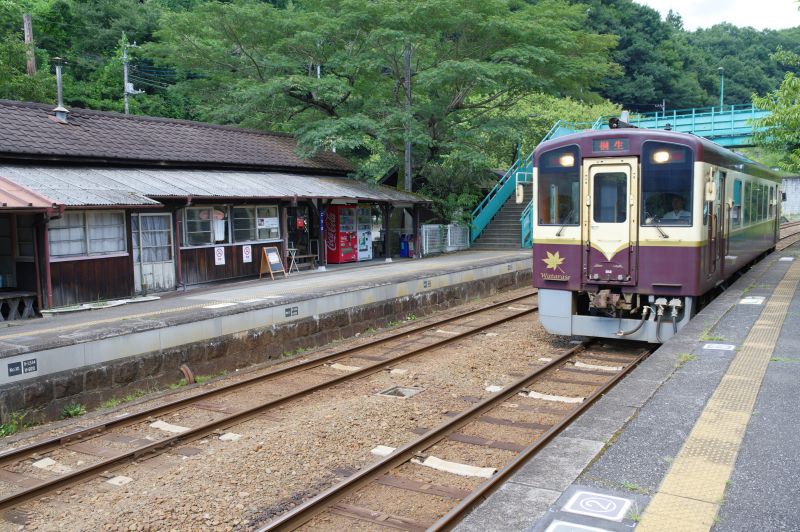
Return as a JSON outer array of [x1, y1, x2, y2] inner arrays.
[[0, 268, 531, 423]]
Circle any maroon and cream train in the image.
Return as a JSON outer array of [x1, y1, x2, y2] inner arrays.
[[524, 127, 781, 342]]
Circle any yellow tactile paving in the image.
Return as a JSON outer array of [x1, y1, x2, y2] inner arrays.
[[638, 259, 800, 531]]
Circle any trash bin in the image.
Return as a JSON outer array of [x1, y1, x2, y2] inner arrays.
[[399, 234, 409, 257]]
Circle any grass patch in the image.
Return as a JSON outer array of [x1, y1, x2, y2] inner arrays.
[[405, 313, 417, 321], [621, 481, 651, 495], [60, 403, 86, 419], [100, 397, 122, 409], [168, 378, 189, 390], [770, 356, 799, 362], [195, 370, 227, 384], [676, 353, 697, 368], [0, 411, 31, 438]]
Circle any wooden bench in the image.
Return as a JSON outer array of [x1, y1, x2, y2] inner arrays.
[[0, 291, 37, 321], [290, 254, 318, 272]]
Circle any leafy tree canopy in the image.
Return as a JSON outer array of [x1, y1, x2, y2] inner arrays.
[[753, 49, 800, 172], [150, 0, 619, 219]]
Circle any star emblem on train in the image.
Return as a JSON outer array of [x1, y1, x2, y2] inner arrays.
[[542, 251, 566, 272]]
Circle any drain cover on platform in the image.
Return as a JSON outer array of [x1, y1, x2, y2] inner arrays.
[[377, 386, 424, 398], [562, 490, 632, 522]]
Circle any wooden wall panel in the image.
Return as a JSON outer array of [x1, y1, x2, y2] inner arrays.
[[50, 255, 134, 307], [180, 242, 284, 286]]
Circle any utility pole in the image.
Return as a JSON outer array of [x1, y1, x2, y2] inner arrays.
[[123, 42, 131, 114], [23, 13, 36, 76], [403, 41, 412, 192], [122, 40, 141, 115], [718, 67, 725, 111]]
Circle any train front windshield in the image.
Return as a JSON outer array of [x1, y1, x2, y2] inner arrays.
[[641, 142, 694, 226], [537, 146, 580, 226]]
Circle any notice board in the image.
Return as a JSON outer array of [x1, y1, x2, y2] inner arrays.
[[260, 246, 287, 280]]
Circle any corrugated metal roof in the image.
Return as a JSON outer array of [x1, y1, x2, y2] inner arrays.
[[0, 175, 58, 209], [0, 166, 424, 207]]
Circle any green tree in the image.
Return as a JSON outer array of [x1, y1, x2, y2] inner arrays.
[[0, 0, 54, 102], [575, 0, 708, 110], [753, 49, 800, 172], [152, 0, 618, 220]]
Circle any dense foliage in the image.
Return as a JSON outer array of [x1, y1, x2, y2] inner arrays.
[[1, 0, 799, 215]]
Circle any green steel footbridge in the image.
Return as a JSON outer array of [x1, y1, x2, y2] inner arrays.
[[469, 104, 771, 249]]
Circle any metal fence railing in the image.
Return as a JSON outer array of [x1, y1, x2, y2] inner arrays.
[[421, 224, 470, 256]]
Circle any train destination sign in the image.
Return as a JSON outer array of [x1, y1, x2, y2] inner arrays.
[[592, 138, 629, 153]]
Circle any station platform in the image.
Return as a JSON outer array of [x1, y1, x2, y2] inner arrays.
[[0, 250, 530, 418], [458, 243, 800, 532]]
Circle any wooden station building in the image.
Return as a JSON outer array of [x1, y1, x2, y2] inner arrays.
[[0, 100, 425, 311]]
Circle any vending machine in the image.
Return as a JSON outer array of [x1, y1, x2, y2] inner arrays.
[[356, 206, 373, 261], [324, 206, 357, 263]]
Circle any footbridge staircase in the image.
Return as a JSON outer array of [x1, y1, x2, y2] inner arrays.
[[470, 104, 771, 249]]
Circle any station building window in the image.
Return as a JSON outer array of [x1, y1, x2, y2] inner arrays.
[[181, 205, 280, 247], [537, 145, 580, 226], [233, 206, 280, 242], [48, 211, 127, 258], [641, 142, 694, 226]]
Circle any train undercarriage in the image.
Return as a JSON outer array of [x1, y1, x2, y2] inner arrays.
[[539, 288, 694, 343]]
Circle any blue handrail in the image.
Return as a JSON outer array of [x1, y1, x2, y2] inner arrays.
[[470, 151, 534, 242], [520, 200, 533, 248]]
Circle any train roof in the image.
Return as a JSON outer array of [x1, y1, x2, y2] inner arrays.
[[534, 128, 781, 182]]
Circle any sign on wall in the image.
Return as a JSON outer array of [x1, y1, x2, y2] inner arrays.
[[242, 244, 252, 263], [214, 246, 226, 266], [257, 217, 280, 229]]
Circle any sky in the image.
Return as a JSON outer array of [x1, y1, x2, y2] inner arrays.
[[635, 0, 800, 31]]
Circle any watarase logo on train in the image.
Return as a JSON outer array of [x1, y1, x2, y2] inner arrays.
[[541, 251, 570, 281]]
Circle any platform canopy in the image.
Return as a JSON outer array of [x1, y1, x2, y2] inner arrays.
[[0, 165, 424, 208]]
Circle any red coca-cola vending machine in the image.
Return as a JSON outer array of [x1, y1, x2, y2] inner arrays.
[[325, 206, 358, 263]]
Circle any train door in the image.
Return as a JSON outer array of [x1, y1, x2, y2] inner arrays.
[[582, 158, 639, 284], [706, 170, 726, 277]]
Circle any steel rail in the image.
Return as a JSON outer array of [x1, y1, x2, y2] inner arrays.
[[0, 290, 536, 466], [261, 341, 598, 532], [0, 300, 538, 512], [430, 345, 652, 530]]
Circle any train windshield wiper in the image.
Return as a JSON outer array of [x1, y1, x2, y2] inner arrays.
[[556, 209, 575, 237], [645, 211, 669, 238]]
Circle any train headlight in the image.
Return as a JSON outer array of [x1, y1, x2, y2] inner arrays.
[[653, 150, 671, 163], [559, 154, 575, 167]]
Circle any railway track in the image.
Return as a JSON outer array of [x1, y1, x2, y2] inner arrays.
[[262, 340, 650, 531], [778, 220, 800, 251], [0, 290, 538, 512]]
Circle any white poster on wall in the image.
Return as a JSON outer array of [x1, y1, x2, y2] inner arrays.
[[242, 244, 252, 263], [257, 217, 280, 229], [214, 246, 225, 266]]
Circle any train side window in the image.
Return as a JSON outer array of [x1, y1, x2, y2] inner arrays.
[[770, 186, 776, 218], [732, 180, 742, 227], [536, 146, 580, 226], [744, 182, 752, 225], [641, 142, 693, 226]]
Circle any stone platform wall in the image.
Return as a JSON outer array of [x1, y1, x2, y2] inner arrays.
[[0, 269, 531, 423]]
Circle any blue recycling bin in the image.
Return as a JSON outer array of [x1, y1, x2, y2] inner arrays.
[[399, 234, 409, 257]]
